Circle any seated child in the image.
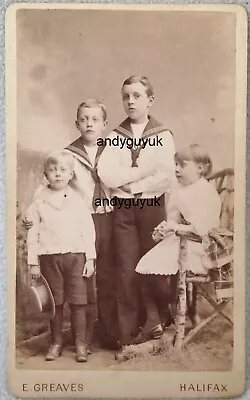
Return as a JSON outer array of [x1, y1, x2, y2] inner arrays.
[[134, 144, 221, 344], [26, 150, 96, 362]]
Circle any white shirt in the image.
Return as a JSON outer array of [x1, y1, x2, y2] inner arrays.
[[98, 129, 176, 199], [85, 144, 98, 166], [26, 186, 96, 265], [130, 121, 148, 142]]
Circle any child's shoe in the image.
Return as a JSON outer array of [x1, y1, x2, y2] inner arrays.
[[45, 344, 62, 361], [76, 343, 88, 362]]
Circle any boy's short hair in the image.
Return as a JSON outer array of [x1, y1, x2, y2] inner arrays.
[[122, 75, 154, 97], [44, 150, 75, 172], [175, 144, 212, 177], [76, 99, 107, 121]]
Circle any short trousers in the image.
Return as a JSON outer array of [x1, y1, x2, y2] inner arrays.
[[39, 252, 96, 306]]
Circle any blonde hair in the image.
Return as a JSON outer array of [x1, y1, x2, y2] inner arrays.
[[76, 99, 107, 121], [175, 144, 212, 177], [44, 150, 74, 172]]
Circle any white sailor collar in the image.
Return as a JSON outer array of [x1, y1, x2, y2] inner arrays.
[[36, 185, 75, 210]]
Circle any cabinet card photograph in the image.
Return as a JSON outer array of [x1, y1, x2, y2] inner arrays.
[[6, 3, 247, 398]]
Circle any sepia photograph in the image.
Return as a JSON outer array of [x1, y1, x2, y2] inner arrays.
[[6, 3, 247, 398]]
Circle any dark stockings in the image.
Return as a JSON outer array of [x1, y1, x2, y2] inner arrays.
[[69, 304, 87, 345], [140, 274, 178, 331], [50, 305, 63, 345]]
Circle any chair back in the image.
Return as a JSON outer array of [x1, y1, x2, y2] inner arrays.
[[208, 168, 234, 301], [208, 168, 234, 231]]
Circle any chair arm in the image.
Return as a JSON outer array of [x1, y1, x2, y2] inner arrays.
[[175, 230, 202, 243], [187, 275, 211, 283]]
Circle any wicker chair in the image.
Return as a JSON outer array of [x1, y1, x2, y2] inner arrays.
[[174, 169, 234, 349]]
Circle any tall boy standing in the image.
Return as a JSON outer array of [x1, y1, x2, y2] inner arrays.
[[65, 99, 118, 350], [98, 76, 176, 351]]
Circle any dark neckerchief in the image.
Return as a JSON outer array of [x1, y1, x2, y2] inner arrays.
[[113, 116, 171, 167]]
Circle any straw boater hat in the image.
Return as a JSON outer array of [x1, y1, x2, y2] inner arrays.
[[29, 275, 55, 319]]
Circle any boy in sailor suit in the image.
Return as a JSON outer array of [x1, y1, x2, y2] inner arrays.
[[65, 99, 118, 350], [98, 76, 176, 353]]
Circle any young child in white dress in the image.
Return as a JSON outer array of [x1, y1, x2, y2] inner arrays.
[[133, 144, 221, 344]]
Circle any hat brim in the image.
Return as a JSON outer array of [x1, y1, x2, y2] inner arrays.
[[29, 275, 55, 319]]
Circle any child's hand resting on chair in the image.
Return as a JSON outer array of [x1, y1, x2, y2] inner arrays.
[[152, 220, 178, 242]]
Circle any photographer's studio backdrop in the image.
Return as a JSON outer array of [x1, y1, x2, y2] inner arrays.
[[16, 9, 235, 342]]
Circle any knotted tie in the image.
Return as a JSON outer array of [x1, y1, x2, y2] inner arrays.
[[130, 147, 141, 167], [88, 166, 106, 212], [130, 147, 142, 197]]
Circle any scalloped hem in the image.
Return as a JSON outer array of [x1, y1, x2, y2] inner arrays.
[[135, 270, 178, 276], [136, 268, 207, 275]]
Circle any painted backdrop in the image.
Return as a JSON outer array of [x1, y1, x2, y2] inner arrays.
[[17, 9, 236, 209]]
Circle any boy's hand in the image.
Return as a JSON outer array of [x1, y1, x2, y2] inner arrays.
[[22, 216, 33, 230], [29, 265, 41, 279], [82, 259, 95, 278]]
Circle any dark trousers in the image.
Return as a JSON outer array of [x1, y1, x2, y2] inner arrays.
[[92, 212, 118, 345], [114, 195, 166, 345]]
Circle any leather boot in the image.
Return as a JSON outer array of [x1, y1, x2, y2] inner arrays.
[[76, 342, 88, 362], [46, 305, 63, 361], [46, 344, 62, 361], [69, 304, 88, 361]]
